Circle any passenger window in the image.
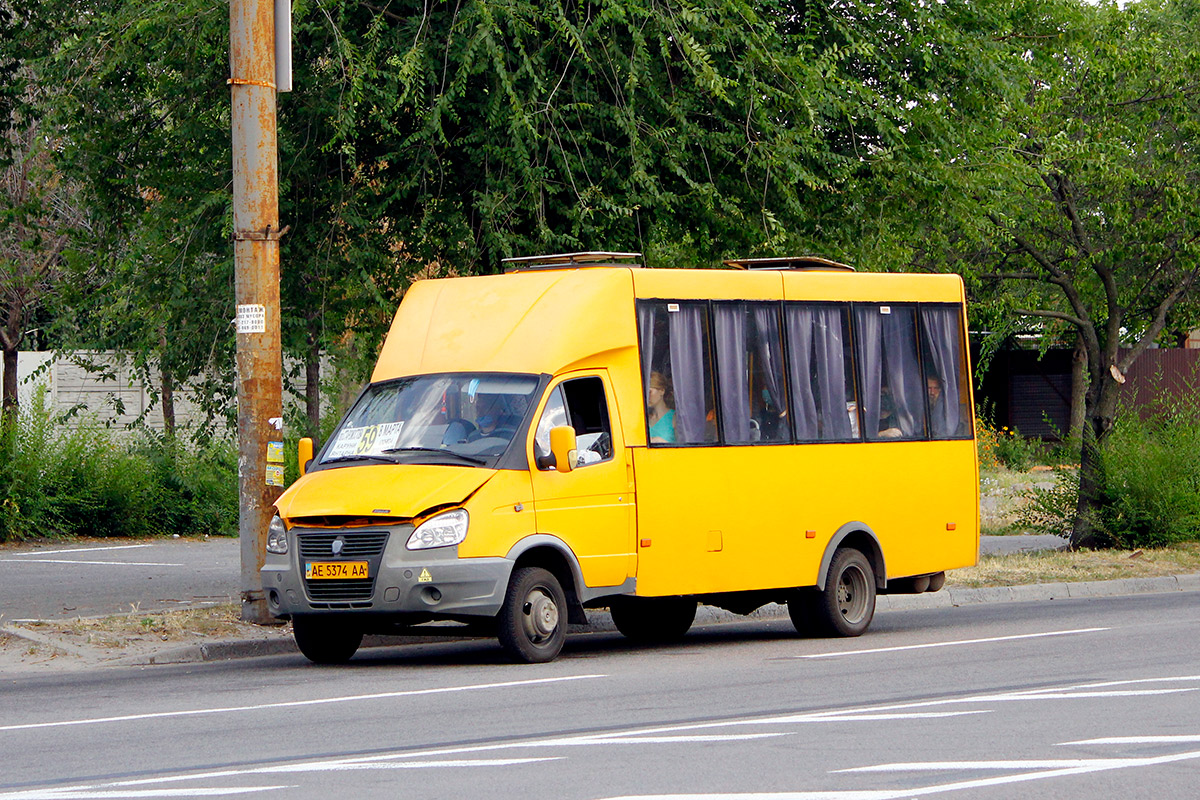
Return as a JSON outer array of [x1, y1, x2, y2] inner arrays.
[[534, 378, 614, 469], [637, 301, 718, 445], [854, 304, 926, 441], [785, 304, 858, 442], [713, 302, 789, 444], [919, 306, 972, 439]]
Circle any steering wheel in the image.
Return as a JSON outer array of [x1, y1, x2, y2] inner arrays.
[[588, 432, 613, 459]]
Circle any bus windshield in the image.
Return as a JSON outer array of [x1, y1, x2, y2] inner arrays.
[[319, 373, 540, 466]]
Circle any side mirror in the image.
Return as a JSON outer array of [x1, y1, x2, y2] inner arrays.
[[298, 437, 314, 477], [549, 425, 578, 473]]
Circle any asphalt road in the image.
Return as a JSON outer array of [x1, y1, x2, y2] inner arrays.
[[1, 590, 1197, 799], [0, 535, 1066, 622], [0, 538, 239, 622]]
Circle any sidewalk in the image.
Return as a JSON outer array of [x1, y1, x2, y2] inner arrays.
[[4, 569, 1198, 672]]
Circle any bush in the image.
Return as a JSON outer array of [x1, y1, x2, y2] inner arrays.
[[0, 396, 237, 543], [1021, 399, 1200, 548], [977, 419, 1046, 471], [1092, 402, 1200, 548]]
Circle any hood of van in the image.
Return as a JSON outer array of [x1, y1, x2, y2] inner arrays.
[[275, 463, 497, 521]]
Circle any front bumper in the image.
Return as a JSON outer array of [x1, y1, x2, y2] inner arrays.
[[262, 523, 512, 621]]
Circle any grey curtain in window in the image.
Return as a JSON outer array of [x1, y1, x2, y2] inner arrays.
[[637, 303, 656, 391], [854, 306, 925, 439], [788, 305, 854, 441], [752, 305, 787, 426], [920, 306, 964, 438], [853, 309, 884, 439], [668, 305, 708, 444], [714, 304, 751, 443], [882, 310, 926, 438]]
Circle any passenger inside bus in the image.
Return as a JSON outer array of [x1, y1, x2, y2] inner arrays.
[[646, 371, 677, 443], [877, 387, 903, 439]]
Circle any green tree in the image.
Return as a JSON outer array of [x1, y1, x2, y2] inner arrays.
[[907, 0, 1200, 547]]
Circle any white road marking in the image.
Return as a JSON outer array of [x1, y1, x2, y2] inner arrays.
[[598, 749, 1200, 799], [1062, 734, 1200, 745], [7, 545, 154, 556], [0, 559, 183, 567], [0, 674, 606, 733], [10, 674, 1199, 799], [837, 758, 1146, 772], [267, 757, 562, 772], [0, 787, 291, 799], [796, 628, 1109, 659]]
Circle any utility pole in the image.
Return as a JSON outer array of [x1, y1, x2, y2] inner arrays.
[[230, 0, 284, 623]]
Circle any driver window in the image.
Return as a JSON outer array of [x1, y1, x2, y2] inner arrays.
[[534, 377, 614, 470]]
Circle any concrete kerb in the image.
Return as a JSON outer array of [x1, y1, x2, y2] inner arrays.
[[6, 573, 1199, 667]]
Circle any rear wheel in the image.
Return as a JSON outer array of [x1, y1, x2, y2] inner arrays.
[[789, 548, 875, 637], [292, 615, 363, 664], [497, 567, 568, 663], [610, 596, 697, 643]]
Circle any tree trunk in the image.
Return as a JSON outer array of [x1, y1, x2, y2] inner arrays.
[[1069, 371, 1121, 550], [159, 329, 176, 438], [160, 364, 176, 438], [1067, 335, 1087, 446], [305, 319, 321, 446], [1, 345, 17, 423]]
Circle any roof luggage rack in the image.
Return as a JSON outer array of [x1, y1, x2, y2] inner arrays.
[[723, 256, 855, 272], [502, 251, 643, 272]]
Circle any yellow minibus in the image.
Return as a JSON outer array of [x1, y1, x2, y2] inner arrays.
[[262, 252, 978, 664]]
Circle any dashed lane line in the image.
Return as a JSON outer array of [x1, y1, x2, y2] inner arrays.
[[0, 674, 606, 733], [795, 627, 1109, 659]]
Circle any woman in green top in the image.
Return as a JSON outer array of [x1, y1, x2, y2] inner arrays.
[[647, 371, 676, 444]]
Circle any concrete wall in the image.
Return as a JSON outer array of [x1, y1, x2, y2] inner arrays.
[[1, 351, 335, 433]]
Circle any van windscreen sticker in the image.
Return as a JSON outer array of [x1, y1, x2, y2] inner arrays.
[[327, 422, 405, 459]]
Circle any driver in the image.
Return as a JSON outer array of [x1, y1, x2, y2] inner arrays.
[[471, 394, 524, 439]]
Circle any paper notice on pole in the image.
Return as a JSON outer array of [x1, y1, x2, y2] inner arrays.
[[237, 304, 267, 334], [265, 465, 285, 487]]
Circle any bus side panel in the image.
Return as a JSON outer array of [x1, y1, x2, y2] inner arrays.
[[631, 441, 977, 597]]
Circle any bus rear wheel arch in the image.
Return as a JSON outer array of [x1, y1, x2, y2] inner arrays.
[[789, 547, 876, 638]]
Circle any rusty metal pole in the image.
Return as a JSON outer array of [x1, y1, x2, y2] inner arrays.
[[230, 0, 284, 624]]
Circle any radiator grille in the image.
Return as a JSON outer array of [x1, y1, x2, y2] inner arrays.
[[305, 578, 376, 603], [297, 531, 388, 558]]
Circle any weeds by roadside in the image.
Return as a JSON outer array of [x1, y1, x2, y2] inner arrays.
[[16, 604, 254, 647], [947, 542, 1200, 587]]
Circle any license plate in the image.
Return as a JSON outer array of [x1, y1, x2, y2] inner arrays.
[[305, 561, 369, 580]]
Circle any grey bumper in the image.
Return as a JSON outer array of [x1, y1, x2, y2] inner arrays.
[[262, 524, 512, 621]]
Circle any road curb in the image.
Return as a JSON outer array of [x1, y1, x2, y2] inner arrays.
[[6, 572, 1199, 667]]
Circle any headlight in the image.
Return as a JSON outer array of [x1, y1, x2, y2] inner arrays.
[[407, 509, 469, 550], [266, 515, 288, 554]]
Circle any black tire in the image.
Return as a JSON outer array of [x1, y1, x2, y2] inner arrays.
[[292, 615, 363, 664], [609, 596, 697, 643], [927, 571, 947, 592], [789, 548, 875, 637], [497, 567, 568, 663]]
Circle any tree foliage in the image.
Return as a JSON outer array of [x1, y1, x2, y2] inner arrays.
[[897, 0, 1200, 547], [5, 0, 1200, 545]]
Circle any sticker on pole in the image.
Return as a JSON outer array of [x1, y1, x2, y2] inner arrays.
[[237, 304, 267, 334], [266, 465, 285, 487]]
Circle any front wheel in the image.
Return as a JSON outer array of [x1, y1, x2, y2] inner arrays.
[[292, 615, 363, 664], [497, 567, 568, 663], [789, 548, 875, 637]]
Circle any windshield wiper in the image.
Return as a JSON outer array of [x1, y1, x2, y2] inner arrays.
[[321, 454, 398, 465], [382, 446, 488, 466]]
